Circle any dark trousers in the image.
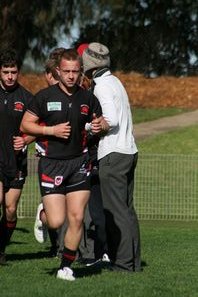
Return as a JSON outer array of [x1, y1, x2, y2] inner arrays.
[[99, 152, 141, 271], [79, 167, 107, 260]]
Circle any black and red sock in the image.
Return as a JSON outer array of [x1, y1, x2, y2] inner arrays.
[[60, 247, 77, 269], [0, 217, 17, 252]]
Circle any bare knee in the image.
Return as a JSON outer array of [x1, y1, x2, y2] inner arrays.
[[47, 216, 64, 229], [68, 211, 84, 229], [5, 189, 21, 220], [6, 205, 17, 220]]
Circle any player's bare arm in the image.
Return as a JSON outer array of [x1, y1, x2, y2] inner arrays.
[[20, 111, 71, 139]]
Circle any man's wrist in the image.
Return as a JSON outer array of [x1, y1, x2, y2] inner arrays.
[[43, 126, 54, 135]]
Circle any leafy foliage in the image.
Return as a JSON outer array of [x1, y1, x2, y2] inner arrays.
[[0, 0, 197, 75], [77, 0, 198, 76], [0, 0, 73, 64]]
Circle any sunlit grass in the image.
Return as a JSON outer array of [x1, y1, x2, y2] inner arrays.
[[137, 125, 198, 154], [132, 107, 192, 124], [1, 220, 198, 297]]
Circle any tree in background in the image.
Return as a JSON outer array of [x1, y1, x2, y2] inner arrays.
[[0, 0, 197, 76], [0, 0, 73, 67], [0, 0, 98, 67], [76, 0, 198, 76]]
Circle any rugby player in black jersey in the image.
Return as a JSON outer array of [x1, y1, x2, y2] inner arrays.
[[20, 48, 108, 281], [34, 48, 68, 258], [0, 49, 35, 264]]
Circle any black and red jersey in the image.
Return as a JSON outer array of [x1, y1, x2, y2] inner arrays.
[[0, 83, 33, 178], [0, 116, 16, 180], [29, 84, 102, 160], [0, 83, 33, 136]]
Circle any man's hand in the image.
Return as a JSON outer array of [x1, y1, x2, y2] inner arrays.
[[13, 136, 26, 151], [91, 114, 109, 135], [43, 122, 71, 139]]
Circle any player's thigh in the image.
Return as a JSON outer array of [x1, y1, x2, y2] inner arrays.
[[43, 194, 66, 228]]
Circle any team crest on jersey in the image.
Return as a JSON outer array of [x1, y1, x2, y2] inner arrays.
[[14, 101, 24, 112], [80, 104, 89, 115], [55, 176, 63, 186]]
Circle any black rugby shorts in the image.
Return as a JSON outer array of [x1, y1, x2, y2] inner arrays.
[[38, 154, 91, 196]]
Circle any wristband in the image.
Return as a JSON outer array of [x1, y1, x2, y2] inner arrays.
[[43, 126, 54, 135]]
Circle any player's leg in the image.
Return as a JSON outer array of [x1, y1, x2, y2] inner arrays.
[[65, 190, 90, 250], [56, 154, 91, 280], [0, 188, 22, 254], [34, 202, 48, 243], [42, 194, 67, 256], [57, 190, 90, 281], [56, 220, 67, 257], [4, 188, 22, 221], [43, 194, 66, 229]]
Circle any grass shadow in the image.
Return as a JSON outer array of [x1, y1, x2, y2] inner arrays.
[[45, 264, 103, 278], [6, 251, 53, 261], [15, 227, 30, 233]]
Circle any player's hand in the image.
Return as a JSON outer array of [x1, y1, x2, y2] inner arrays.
[[53, 122, 71, 139], [13, 136, 26, 151]]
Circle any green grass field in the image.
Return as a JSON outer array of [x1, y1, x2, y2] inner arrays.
[[132, 107, 192, 124], [137, 125, 198, 154], [1, 220, 197, 297], [1, 108, 198, 296]]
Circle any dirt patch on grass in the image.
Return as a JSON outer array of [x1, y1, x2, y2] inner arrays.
[[19, 72, 198, 108]]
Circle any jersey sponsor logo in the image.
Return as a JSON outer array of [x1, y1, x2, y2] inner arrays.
[[14, 101, 24, 112], [80, 104, 89, 115], [55, 176, 63, 186], [47, 102, 62, 111]]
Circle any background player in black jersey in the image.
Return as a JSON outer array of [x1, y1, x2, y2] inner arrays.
[[0, 119, 16, 206], [0, 109, 17, 209], [0, 49, 35, 264], [20, 48, 108, 281]]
